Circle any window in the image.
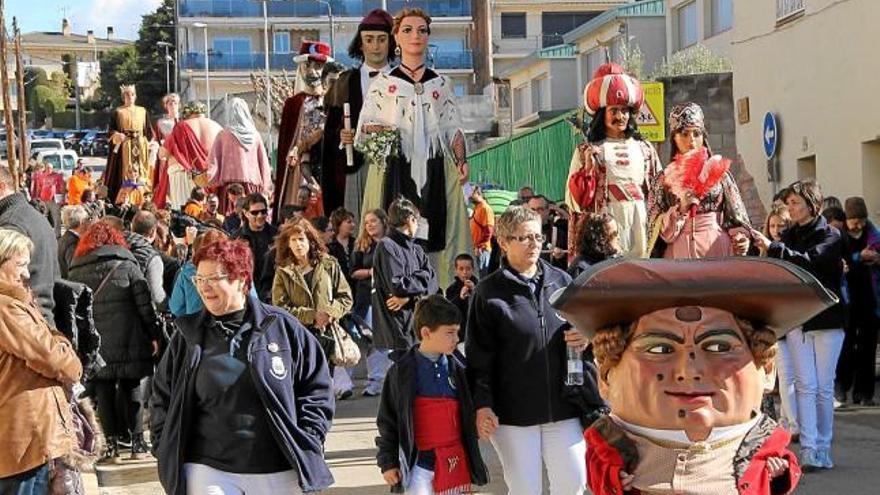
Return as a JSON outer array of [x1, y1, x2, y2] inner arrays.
[[677, 2, 699, 50], [513, 84, 527, 121], [274, 32, 290, 53], [531, 77, 546, 113], [777, 0, 805, 23], [454, 83, 467, 97], [212, 37, 252, 56], [541, 12, 599, 47], [501, 13, 527, 39], [710, 0, 733, 35]]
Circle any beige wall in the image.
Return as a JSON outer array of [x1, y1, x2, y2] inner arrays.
[[666, 0, 732, 58], [732, 0, 880, 218]]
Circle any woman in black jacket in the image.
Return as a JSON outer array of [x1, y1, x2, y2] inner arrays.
[[68, 220, 160, 462], [150, 237, 334, 495], [466, 206, 589, 494], [753, 180, 845, 471]]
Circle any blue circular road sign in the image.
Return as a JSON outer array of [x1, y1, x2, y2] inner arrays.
[[763, 112, 778, 159]]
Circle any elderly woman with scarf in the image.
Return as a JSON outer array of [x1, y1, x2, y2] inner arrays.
[[207, 98, 274, 215]]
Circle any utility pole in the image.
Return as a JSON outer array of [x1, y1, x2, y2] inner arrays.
[[0, 0, 19, 189], [13, 17, 27, 183]]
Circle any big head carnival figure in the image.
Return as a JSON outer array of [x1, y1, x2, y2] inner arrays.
[[551, 257, 840, 495], [151, 93, 179, 209], [275, 40, 333, 223], [354, 8, 471, 287], [103, 84, 153, 206], [160, 101, 224, 210], [566, 63, 663, 259], [323, 8, 395, 222]]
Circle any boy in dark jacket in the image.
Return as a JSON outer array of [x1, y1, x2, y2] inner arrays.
[[376, 295, 488, 494], [444, 254, 478, 342]]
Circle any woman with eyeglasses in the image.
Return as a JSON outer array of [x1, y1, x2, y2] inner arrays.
[[647, 102, 752, 259], [271, 216, 354, 397], [169, 229, 230, 317], [151, 237, 335, 494], [466, 206, 589, 494], [68, 220, 161, 463]]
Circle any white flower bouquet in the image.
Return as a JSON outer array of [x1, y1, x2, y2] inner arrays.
[[356, 128, 400, 174]]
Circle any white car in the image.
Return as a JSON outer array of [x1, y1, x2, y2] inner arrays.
[[35, 149, 79, 180], [30, 138, 65, 159]]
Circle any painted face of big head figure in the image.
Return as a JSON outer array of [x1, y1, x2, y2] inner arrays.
[[600, 306, 772, 442], [301, 59, 327, 94], [361, 30, 390, 68]]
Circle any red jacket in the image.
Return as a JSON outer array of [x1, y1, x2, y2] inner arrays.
[[584, 415, 801, 495]]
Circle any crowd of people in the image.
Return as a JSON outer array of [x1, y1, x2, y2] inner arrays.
[[0, 6, 876, 495]]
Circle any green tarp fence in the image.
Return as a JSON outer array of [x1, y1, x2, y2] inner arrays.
[[468, 111, 583, 202]]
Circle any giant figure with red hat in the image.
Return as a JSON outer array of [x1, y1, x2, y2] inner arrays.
[[275, 40, 333, 222], [550, 257, 840, 494], [322, 8, 395, 221], [565, 63, 663, 258]]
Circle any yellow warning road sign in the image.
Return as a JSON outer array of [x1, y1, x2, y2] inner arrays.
[[637, 82, 665, 142]]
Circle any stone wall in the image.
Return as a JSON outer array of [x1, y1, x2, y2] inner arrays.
[[657, 72, 767, 227]]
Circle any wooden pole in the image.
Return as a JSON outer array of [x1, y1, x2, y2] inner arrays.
[[13, 17, 26, 190], [0, 1, 18, 189]]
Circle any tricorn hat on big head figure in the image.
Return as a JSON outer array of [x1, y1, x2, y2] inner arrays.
[[293, 40, 334, 64], [550, 257, 839, 339]]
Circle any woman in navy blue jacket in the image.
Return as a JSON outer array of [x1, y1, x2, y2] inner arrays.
[[151, 238, 334, 494], [753, 180, 845, 472]]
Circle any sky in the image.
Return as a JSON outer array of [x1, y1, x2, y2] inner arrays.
[[8, 0, 163, 40]]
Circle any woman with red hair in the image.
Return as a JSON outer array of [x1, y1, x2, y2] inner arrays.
[[151, 238, 335, 494], [68, 220, 161, 463]]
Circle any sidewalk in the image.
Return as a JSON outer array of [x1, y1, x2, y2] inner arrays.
[[85, 386, 880, 494]]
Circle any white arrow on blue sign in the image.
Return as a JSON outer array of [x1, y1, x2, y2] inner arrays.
[[763, 112, 778, 159]]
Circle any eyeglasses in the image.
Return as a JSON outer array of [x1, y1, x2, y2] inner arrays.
[[508, 233, 545, 245], [192, 273, 230, 286], [248, 209, 268, 217]]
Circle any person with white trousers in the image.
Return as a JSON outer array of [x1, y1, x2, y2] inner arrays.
[[753, 180, 846, 471], [467, 206, 588, 494]]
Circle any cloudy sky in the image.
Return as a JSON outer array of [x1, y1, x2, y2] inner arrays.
[[9, 0, 163, 40]]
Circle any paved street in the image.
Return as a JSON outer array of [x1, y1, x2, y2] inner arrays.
[[87, 380, 880, 494]]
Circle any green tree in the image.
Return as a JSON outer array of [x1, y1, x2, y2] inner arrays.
[[134, 0, 175, 112], [96, 45, 141, 109], [649, 44, 732, 79]]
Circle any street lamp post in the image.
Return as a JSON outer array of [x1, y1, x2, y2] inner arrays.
[[193, 22, 210, 114], [261, 0, 273, 155], [157, 41, 173, 95], [316, 0, 335, 54]]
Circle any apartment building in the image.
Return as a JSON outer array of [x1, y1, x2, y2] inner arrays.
[[665, 0, 732, 58], [733, 0, 880, 215], [177, 0, 476, 116]]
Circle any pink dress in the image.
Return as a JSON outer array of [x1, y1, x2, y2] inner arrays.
[[207, 129, 273, 214]]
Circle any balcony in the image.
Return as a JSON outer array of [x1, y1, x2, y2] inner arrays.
[[179, 0, 383, 18], [386, 0, 472, 17], [181, 49, 473, 71]]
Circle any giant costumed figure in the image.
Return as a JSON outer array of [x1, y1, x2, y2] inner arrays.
[[322, 8, 395, 221], [160, 101, 224, 210], [551, 257, 840, 495], [151, 93, 179, 209], [275, 40, 332, 223], [103, 84, 153, 205], [565, 63, 663, 259], [355, 8, 471, 287]]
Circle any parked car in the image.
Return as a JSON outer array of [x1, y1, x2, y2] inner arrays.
[[34, 149, 78, 179], [90, 132, 109, 157], [78, 131, 98, 156], [30, 138, 65, 159], [63, 130, 90, 151]]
